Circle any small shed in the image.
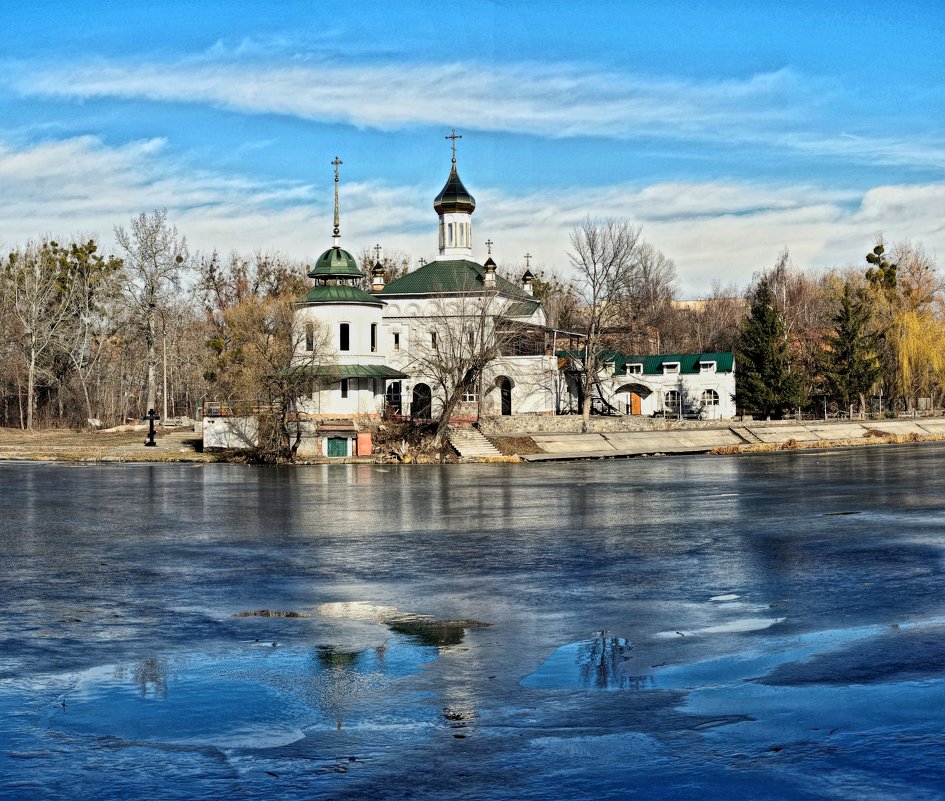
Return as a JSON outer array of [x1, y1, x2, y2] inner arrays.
[[317, 419, 358, 457]]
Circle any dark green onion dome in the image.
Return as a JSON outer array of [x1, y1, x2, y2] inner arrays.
[[433, 165, 476, 215], [307, 246, 363, 280]]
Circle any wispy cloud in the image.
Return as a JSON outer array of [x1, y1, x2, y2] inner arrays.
[[12, 55, 943, 169], [1, 136, 942, 295]]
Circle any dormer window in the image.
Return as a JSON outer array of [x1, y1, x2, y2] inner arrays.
[[662, 362, 680, 375], [626, 363, 643, 375], [700, 361, 716, 373]]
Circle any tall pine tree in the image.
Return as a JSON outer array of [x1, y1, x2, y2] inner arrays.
[[822, 282, 881, 415], [735, 276, 806, 418]]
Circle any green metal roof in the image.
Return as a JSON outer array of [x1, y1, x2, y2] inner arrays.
[[298, 284, 384, 306], [307, 246, 363, 279], [503, 299, 541, 318], [614, 352, 734, 375], [379, 259, 530, 298], [433, 165, 476, 215], [306, 364, 408, 380], [557, 350, 734, 375]]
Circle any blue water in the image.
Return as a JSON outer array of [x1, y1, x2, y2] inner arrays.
[[2, 446, 945, 799]]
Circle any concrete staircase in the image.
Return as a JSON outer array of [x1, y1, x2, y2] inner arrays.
[[733, 426, 765, 444], [447, 427, 503, 459]]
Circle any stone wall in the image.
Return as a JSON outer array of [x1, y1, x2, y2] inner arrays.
[[478, 414, 736, 435]]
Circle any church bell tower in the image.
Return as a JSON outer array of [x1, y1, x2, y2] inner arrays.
[[433, 128, 476, 259]]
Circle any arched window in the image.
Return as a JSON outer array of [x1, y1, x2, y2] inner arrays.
[[664, 390, 680, 411], [701, 389, 719, 407], [305, 322, 314, 351]]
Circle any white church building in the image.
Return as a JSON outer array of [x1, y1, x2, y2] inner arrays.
[[204, 136, 736, 454], [293, 143, 560, 432]]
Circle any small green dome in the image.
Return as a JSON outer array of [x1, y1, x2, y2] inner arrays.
[[307, 246, 363, 279], [433, 165, 476, 215]]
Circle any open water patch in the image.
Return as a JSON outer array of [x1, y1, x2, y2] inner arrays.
[[15, 636, 439, 752], [521, 631, 649, 690]]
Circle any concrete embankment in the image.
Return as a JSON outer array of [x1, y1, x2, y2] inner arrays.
[[512, 418, 945, 461]]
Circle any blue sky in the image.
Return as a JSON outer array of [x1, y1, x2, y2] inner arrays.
[[1, 0, 943, 295]]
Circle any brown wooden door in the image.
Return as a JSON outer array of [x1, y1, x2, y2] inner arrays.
[[631, 392, 642, 415]]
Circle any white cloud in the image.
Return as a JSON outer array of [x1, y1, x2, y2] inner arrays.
[[1, 136, 942, 297], [17, 60, 797, 140], [14, 55, 943, 168]]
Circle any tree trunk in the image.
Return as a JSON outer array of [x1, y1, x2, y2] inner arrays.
[[26, 345, 36, 430], [145, 303, 157, 413]]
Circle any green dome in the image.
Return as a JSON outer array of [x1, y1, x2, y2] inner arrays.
[[307, 246, 363, 279], [433, 165, 476, 215]]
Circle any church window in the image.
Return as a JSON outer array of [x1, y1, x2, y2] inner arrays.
[[305, 322, 314, 351], [700, 361, 716, 373], [393, 332, 400, 350], [448, 225, 454, 246], [431, 331, 438, 350], [701, 389, 719, 407], [438, 221, 445, 250], [662, 362, 680, 375], [664, 390, 680, 412], [340, 323, 350, 351], [626, 363, 642, 374], [371, 323, 378, 352], [462, 389, 477, 403], [341, 378, 349, 399]]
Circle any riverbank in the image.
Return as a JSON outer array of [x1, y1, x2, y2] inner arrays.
[[3, 417, 945, 463]]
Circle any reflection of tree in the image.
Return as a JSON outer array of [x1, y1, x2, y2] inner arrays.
[[310, 646, 377, 731], [128, 656, 169, 699], [577, 631, 648, 690], [386, 617, 466, 647]]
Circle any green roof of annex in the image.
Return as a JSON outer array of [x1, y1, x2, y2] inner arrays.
[[558, 350, 734, 375]]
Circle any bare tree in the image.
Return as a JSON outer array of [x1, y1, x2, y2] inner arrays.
[[568, 217, 644, 431], [115, 210, 188, 414], [357, 246, 411, 290], [1, 242, 76, 429], [57, 240, 124, 424], [404, 288, 515, 449]]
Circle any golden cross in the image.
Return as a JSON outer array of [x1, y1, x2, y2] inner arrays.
[[331, 156, 343, 181], [485, 239, 494, 255], [445, 128, 462, 163]]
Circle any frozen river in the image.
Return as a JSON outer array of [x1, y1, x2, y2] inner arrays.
[[2, 446, 945, 800]]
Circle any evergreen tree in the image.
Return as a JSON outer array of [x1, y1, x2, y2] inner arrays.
[[822, 282, 881, 414], [735, 276, 806, 418]]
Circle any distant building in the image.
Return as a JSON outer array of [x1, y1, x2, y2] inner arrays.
[[588, 351, 736, 420]]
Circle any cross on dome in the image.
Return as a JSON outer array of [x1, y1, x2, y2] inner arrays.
[[445, 128, 462, 164], [485, 239, 494, 255]]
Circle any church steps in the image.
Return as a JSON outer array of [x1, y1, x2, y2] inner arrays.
[[446, 427, 503, 458]]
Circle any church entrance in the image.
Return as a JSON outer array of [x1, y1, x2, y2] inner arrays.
[[498, 377, 513, 416], [411, 383, 432, 419]]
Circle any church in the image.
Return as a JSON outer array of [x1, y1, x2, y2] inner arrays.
[[292, 137, 561, 450], [203, 134, 736, 455]]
